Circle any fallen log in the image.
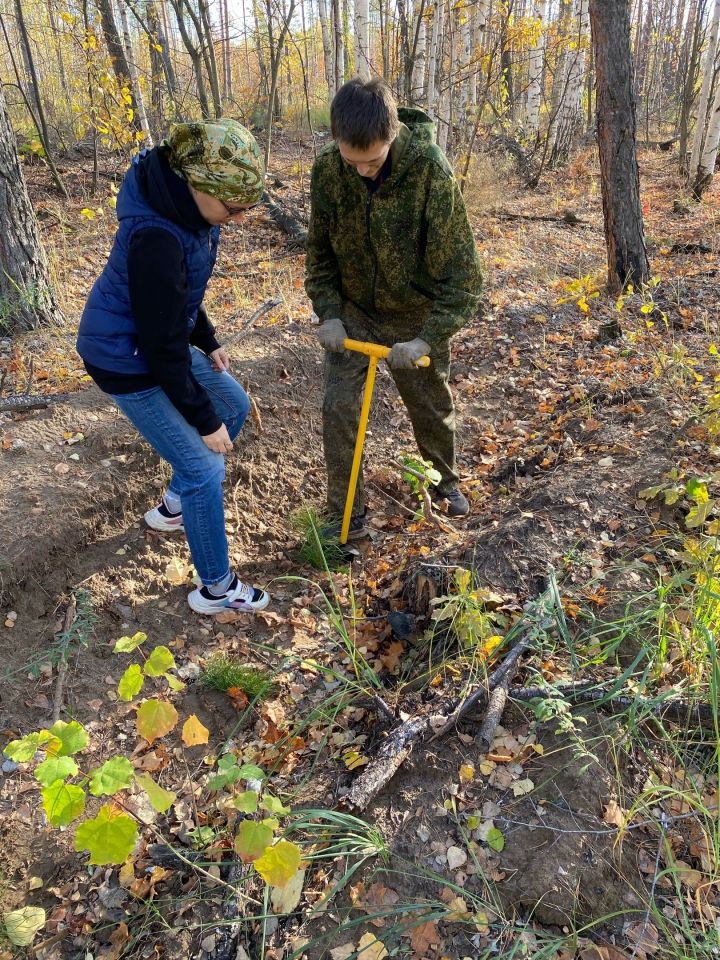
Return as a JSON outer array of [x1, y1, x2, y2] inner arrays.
[[262, 190, 307, 248], [0, 394, 49, 413], [347, 596, 554, 811], [508, 682, 718, 724]]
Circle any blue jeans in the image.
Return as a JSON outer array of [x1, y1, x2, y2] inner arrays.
[[111, 348, 250, 585]]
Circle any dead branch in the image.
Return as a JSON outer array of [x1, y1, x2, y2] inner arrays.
[[508, 682, 719, 724], [490, 208, 589, 226], [52, 599, 76, 723], [262, 189, 307, 248], [0, 395, 49, 413], [224, 298, 282, 349]]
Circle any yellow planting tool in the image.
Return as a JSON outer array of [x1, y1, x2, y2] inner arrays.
[[340, 338, 431, 545]]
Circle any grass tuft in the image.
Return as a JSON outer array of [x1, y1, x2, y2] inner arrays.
[[201, 653, 273, 699], [290, 506, 347, 571]]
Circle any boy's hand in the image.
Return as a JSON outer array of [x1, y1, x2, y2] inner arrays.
[[317, 317, 348, 352], [388, 338, 430, 369]]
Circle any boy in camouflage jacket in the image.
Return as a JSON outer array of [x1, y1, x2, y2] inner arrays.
[[305, 79, 482, 528]]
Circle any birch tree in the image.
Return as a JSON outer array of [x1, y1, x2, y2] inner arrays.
[[525, 0, 548, 139], [692, 62, 720, 196], [355, 0, 371, 81], [688, 0, 720, 180], [118, 0, 153, 144], [318, 0, 336, 98], [549, 0, 589, 165]]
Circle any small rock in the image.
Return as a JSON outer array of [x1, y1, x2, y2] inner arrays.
[[2, 759, 18, 774], [447, 845, 468, 869], [177, 663, 201, 681]]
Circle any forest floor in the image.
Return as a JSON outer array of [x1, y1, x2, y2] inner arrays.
[[1, 139, 720, 960]]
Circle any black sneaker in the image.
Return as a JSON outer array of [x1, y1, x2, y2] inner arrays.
[[431, 486, 469, 517]]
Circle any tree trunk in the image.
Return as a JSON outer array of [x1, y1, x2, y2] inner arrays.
[[411, 2, 427, 103], [688, 0, 720, 180], [678, 0, 706, 171], [198, 0, 222, 116], [525, 0, 548, 138], [0, 84, 64, 330], [168, 0, 211, 118], [332, 0, 344, 90], [550, 0, 589, 166], [118, 0, 153, 144], [355, 0, 371, 81], [318, 0, 336, 98], [589, 0, 650, 291], [692, 65, 720, 196], [12, 0, 68, 197], [96, 0, 142, 133], [426, 0, 443, 114]]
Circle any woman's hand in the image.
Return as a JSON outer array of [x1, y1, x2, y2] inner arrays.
[[202, 423, 233, 453], [210, 347, 231, 372]]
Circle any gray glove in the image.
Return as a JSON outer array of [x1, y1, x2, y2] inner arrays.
[[388, 337, 431, 370], [317, 317, 348, 352]]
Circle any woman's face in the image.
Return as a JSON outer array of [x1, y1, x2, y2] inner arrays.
[[190, 186, 260, 225]]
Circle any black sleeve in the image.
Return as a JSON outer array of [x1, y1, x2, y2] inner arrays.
[[190, 304, 221, 355], [127, 228, 222, 436]]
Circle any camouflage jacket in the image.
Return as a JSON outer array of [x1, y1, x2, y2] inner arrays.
[[305, 107, 483, 345]]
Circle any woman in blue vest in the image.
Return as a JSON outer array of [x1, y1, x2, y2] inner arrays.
[[77, 120, 270, 615]]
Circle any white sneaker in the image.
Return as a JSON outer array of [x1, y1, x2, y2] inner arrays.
[[187, 574, 270, 615], [144, 497, 185, 532]]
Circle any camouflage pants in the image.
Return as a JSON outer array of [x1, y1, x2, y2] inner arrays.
[[323, 304, 458, 517]]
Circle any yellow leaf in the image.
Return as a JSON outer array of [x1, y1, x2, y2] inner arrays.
[[357, 932, 388, 960], [136, 699, 178, 745], [459, 763, 475, 784], [254, 839, 303, 887], [153, 43, 163, 51], [511, 777, 534, 797], [270, 867, 305, 913], [182, 714, 209, 747], [80, 207, 95, 220]]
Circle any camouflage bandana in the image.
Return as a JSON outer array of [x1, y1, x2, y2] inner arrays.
[[164, 120, 265, 204]]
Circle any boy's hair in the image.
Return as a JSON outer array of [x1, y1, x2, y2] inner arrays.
[[330, 79, 400, 149]]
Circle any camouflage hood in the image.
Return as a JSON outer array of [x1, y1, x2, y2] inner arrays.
[[304, 108, 482, 344]]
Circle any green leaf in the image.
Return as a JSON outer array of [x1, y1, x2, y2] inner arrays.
[[135, 772, 176, 813], [165, 673, 186, 692], [639, 484, 664, 501], [48, 720, 89, 757], [89, 757, 135, 797], [486, 827, 505, 852], [207, 767, 241, 791], [113, 631, 147, 653], [143, 645, 176, 677], [237, 763, 266, 781], [34, 756, 78, 787], [686, 477, 709, 503], [260, 794, 291, 816], [218, 753, 238, 770], [254, 839, 302, 887], [41, 779, 86, 826], [234, 820, 274, 862], [74, 804, 139, 865], [233, 791, 258, 813], [3, 906, 46, 946], [136, 699, 178, 744], [118, 664, 144, 701], [4, 730, 57, 763], [686, 500, 714, 529]]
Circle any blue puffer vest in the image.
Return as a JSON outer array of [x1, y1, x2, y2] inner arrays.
[[76, 152, 219, 374]]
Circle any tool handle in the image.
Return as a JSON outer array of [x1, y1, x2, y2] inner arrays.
[[342, 337, 431, 368]]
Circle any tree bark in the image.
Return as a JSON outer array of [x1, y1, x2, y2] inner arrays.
[[426, 0, 443, 114], [118, 0, 153, 144], [525, 0, 548, 138], [96, 0, 142, 133], [550, 0, 589, 166], [0, 84, 64, 331], [12, 0, 68, 197], [590, 0, 650, 290], [332, 0, 344, 92], [318, 0, 336, 98], [692, 68, 720, 196], [355, 0, 371, 81], [688, 0, 720, 180]]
